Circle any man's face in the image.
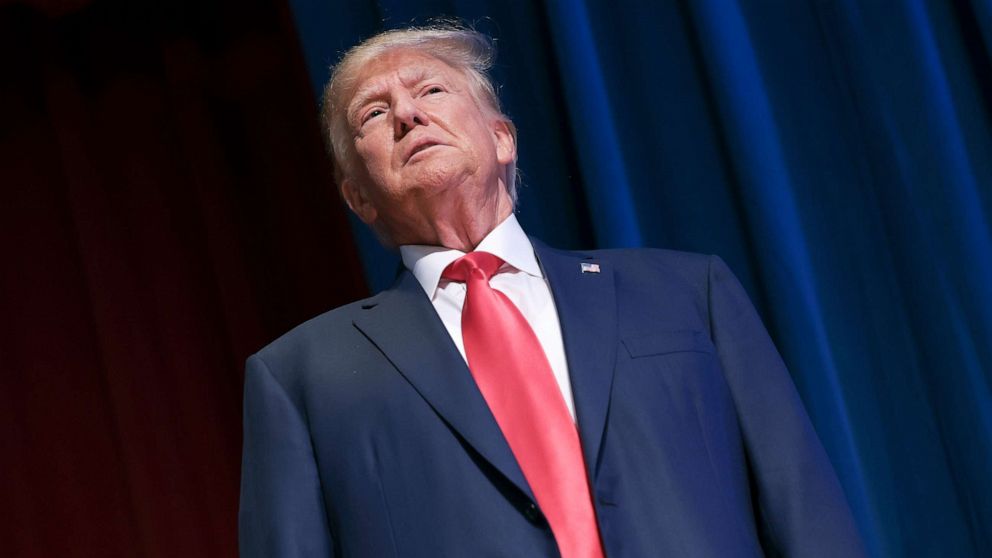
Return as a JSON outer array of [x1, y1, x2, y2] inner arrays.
[[340, 49, 515, 244]]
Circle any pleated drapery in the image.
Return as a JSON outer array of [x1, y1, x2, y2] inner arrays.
[[290, 1, 992, 555]]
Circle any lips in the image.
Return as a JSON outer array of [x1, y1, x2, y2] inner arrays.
[[404, 137, 444, 163]]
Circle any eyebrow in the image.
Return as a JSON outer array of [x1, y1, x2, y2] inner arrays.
[[347, 85, 385, 125], [347, 67, 443, 123]]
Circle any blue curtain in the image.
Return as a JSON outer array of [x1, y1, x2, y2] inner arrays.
[[287, 1, 992, 555]]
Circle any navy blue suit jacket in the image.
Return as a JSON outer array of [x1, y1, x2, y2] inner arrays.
[[239, 242, 866, 557]]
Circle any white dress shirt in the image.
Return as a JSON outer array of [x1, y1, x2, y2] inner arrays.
[[399, 214, 577, 422]]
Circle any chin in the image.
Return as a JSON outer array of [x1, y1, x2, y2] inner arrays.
[[407, 161, 474, 194]]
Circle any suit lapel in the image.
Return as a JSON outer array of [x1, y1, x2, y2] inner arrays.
[[533, 240, 618, 478], [352, 271, 535, 502]]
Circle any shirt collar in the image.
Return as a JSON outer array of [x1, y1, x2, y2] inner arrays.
[[399, 213, 543, 299]]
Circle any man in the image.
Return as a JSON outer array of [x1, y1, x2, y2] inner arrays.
[[239, 24, 867, 557]]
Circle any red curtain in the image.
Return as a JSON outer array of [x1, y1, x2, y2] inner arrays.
[[1, 1, 367, 556]]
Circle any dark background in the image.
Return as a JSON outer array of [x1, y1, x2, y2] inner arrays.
[[1, 0, 365, 555], [3, 0, 991, 556]]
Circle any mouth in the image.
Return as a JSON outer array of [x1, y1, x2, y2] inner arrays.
[[404, 139, 443, 163]]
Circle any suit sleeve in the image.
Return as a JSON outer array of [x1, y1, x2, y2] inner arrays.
[[239, 354, 335, 557], [707, 256, 867, 558]]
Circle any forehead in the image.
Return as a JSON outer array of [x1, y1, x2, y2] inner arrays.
[[349, 50, 465, 103]]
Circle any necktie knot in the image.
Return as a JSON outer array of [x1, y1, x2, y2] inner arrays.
[[442, 251, 504, 283]]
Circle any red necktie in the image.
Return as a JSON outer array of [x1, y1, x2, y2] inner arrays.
[[443, 251, 605, 558]]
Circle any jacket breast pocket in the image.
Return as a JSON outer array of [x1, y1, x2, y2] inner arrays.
[[621, 330, 716, 359]]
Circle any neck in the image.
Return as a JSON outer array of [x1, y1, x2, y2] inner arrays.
[[387, 181, 515, 251], [428, 192, 513, 252]]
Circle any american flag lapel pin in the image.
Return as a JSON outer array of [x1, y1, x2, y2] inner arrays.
[[580, 262, 601, 274]]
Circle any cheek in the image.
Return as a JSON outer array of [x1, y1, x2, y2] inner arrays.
[[354, 139, 392, 175], [463, 113, 499, 152], [349, 158, 390, 203]]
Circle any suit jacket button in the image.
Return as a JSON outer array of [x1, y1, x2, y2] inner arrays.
[[523, 503, 542, 523]]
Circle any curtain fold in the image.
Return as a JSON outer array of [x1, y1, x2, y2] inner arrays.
[[288, 1, 992, 555], [2, 1, 367, 555], [542, 0, 642, 247], [7, 0, 989, 554], [682, 0, 877, 551]]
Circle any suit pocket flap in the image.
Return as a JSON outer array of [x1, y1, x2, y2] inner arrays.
[[622, 330, 715, 358]]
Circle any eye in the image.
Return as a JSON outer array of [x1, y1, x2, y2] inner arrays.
[[362, 108, 385, 124], [423, 85, 444, 95]]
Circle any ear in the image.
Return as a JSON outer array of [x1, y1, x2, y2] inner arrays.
[[492, 118, 516, 166], [340, 178, 378, 226]]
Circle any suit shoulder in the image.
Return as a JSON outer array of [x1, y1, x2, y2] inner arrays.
[[583, 247, 715, 285], [553, 246, 717, 336], [251, 292, 383, 370], [589, 246, 712, 267]]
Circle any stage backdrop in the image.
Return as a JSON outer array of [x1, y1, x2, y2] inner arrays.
[[1, 0, 365, 556], [4, 0, 991, 556], [288, 1, 992, 557]]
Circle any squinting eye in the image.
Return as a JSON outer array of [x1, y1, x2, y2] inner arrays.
[[425, 86, 443, 95], [363, 109, 384, 123]]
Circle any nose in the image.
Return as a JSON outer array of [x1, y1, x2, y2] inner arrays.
[[392, 91, 430, 139]]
